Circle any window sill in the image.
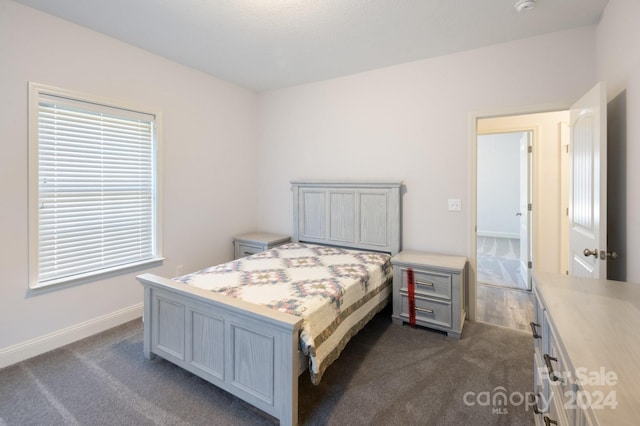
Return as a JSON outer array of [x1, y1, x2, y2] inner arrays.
[[29, 257, 165, 291]]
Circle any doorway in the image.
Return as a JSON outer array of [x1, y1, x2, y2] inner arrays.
[[473, 110, 569, 331], [476, 131, 531, 291]]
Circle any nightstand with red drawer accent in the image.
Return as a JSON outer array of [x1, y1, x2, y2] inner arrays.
[[391, 250, 467, 339]]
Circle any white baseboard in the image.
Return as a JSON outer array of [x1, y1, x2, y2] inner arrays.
[[0, 303, 143, 369], [477, 231, 520, 239]]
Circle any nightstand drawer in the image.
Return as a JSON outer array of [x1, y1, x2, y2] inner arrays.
[[398, 293, 452, 328], [399, 267, 452, 300], [233, 232, 291, 259], [236, 243, 263, 258]]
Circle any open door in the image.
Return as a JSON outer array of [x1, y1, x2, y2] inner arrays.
[[519, 132, 532, 289], [568, 83, 607, 279]]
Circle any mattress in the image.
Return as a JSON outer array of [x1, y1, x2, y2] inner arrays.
[[174, 242, 392, 384]]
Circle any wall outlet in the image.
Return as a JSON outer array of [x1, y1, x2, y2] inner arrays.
[[448, 198, 462, 212]]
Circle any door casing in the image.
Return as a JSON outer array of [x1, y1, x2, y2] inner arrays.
[[468, 103, 569, 321]]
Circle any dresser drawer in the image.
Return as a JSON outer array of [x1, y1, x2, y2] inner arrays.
[[531, 288, 546, 354], [398, 267, 452, 300], [545, 312, 571, 392], [398, 293, 452, 328], [533, 350, 551, 419], [546, 389, 569, 426]]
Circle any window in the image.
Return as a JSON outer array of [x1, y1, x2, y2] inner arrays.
[[28, 83, 162, 289]]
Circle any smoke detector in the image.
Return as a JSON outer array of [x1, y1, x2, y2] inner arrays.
[[515, 0, 536, 12]]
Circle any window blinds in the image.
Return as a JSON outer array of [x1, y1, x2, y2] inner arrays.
[[36, 93, 156, 285]]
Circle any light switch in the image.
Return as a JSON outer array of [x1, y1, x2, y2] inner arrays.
[[448, 198, 462, 211]]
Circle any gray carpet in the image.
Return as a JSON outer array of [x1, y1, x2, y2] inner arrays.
[[477, 237, 527, 290], [0, 307, 535, 425]]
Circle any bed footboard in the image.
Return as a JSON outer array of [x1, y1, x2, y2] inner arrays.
[[137, 273, 303, 426]]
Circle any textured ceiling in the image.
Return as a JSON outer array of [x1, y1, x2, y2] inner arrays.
[[14, 0, 609, 91]]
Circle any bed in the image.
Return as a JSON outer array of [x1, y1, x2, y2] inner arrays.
[[137, 181, 402, 425]]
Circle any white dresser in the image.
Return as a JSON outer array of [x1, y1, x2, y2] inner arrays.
[[391, 250, 467, 339], [532, 272, 640, 426]]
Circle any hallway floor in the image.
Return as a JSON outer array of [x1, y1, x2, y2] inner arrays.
[[477, 236, 527, 290], [476, 284, 533, 332], [476, 237, 533, 332]]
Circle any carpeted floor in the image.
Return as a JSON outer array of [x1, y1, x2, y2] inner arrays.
[[0, 307, 535, 425], [477, 237, 527, 290]]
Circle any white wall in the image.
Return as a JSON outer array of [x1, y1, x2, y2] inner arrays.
[[477, 133, 521, 238], [597, 0, 640, 282], [0, 1, 259, 364], [256, 27, 597, 262]]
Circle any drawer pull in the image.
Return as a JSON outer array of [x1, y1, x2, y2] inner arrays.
[[543, 354, 559, 382], [529, 393, 542, 414], [529, 322, 542, 339], [543, 416, 558, 426], [415, 307, 434, 314], [415, 280, 435, 287]]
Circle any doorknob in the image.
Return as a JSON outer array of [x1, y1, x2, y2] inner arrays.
[[605, 250, 619, 259], [516, 212, 522, 216], [583, 248, 598, 258]]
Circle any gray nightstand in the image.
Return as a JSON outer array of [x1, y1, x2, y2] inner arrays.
[[233, 232, 291, 259], [391, 250, 467, 339]]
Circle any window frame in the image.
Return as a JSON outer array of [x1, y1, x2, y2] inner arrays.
[[28, 82, 163, 289]]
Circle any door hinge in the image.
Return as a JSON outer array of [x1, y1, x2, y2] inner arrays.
[[528, 203, 532, 211], [528, 261, 533, 269], [528, 146, 533, 153]]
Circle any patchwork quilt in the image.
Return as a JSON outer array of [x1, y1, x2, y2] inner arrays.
[[174, 242, 392, 384]]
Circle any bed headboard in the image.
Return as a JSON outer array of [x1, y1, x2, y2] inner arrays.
[[291, 180, 402, 255]]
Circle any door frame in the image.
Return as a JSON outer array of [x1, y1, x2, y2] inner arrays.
[[467, 103, 568, 321]]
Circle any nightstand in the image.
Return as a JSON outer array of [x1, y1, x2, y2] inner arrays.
[[391, 250, 467, 339], [233, 232, 291, 259]]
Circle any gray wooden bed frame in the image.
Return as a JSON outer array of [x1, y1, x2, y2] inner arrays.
[[136, 181, 402, 425]]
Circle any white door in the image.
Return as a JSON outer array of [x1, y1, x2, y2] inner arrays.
[[568, 83, 607, 279], [519, 132, 532, 288]]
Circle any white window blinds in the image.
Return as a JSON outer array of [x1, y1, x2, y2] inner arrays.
[[30, 86, 160, 287]]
